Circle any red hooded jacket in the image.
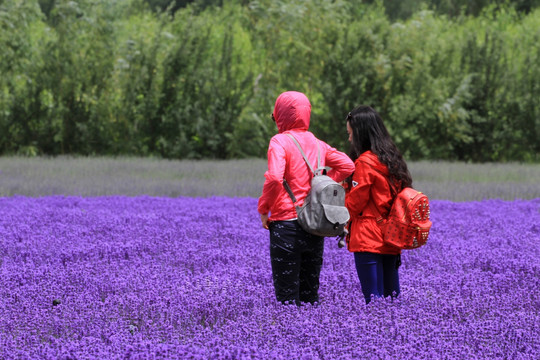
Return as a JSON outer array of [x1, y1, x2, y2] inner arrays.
[[345, 151, 401, 255], [257, 91, 354, 221]]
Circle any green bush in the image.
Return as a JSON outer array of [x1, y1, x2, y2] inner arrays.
[[0, 0, 538, 161]]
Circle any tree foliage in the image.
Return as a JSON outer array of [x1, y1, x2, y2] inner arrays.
[[1, 0, 539, 161]]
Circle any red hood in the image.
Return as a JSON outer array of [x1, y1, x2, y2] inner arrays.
[[359, 151, 389, 175], [273, 91, 311, 133]]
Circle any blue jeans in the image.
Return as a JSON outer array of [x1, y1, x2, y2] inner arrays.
[[269, 220, 324, 305], [354, 252, 401, 304]]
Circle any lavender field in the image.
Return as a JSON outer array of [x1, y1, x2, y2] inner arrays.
[[1, 194, 539, 359], [1, 158, 539, 359]]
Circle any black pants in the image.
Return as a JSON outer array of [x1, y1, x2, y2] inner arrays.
[[269, 220, 324, 305]]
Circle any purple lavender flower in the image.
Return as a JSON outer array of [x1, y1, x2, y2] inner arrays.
[[0, 196, 538, 359]]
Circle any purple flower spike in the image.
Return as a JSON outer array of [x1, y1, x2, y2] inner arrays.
[[0, 196, 538, 359]]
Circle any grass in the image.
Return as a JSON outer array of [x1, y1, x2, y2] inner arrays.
[[0, 156, 539, 201], [410, 160, 540, 201]]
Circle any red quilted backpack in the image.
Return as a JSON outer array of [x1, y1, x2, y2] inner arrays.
[[373, 186, 432, 250]]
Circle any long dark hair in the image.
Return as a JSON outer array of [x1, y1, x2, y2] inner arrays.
[[347, 105, 412, 189]]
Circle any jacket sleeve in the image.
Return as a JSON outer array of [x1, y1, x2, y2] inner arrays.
[[323, 143, 355, 182], [345, 161, 373, 216], [257, 137, 287, 215]]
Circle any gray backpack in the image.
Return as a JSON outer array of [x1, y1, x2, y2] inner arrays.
[[283, 134, 350, 237]]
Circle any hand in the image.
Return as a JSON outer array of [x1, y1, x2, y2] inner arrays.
[[260, 213, 269, 230]]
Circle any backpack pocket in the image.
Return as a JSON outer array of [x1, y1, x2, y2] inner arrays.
[[321, 204, 350, 226], [320, 204, 350, 236], [383, 217, 432, 249], [297, 203, 350, 237]]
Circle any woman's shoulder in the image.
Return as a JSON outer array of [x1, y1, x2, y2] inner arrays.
[[270, 132, 295, 146], [356, 151, 379, 165], [276, 130, 321, 148], [355, 151, 389, 174]]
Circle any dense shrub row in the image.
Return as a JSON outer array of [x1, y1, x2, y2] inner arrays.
[[1, 0, 539, 161]]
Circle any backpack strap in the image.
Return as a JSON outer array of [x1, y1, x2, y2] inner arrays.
[[285, 134, 321, 175], [283, 179, 297, 204], [283, 133, 321, 205], [369, 199, 385, 224], [367, 168, 398, 222]]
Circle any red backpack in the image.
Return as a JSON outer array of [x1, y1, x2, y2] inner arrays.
[[372, 185, 432, 250]]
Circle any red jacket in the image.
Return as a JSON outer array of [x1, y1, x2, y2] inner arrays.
[[258, 92, 354, 221], [345, 151, 401, 255]]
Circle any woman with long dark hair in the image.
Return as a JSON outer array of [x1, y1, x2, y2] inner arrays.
[[345, 105, 412, 304]]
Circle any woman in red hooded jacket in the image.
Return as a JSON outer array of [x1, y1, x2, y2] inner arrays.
[[345, 105, 413, 304], [258, 91, 354, 305]]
